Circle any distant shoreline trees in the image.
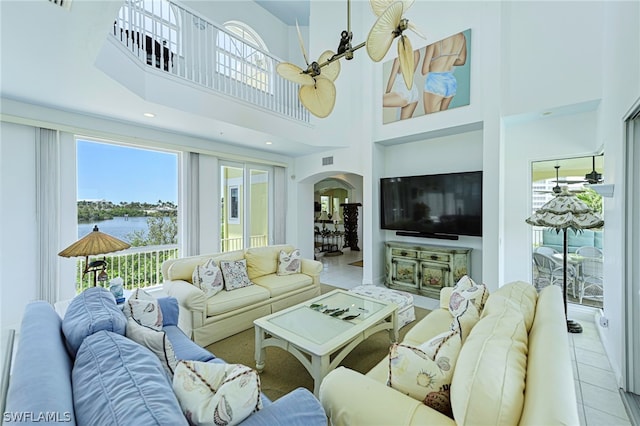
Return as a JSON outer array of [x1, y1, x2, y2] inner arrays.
[[77, 200, 177, 222]]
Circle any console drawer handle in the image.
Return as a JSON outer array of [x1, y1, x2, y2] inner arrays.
[[430, 255, 438, 260], [400, 251, 408, 256]]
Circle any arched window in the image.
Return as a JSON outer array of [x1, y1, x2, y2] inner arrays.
[[216, 20, 271, 92]]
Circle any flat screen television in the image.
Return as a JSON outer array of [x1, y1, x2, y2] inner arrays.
[[380, 171, 482, 237]]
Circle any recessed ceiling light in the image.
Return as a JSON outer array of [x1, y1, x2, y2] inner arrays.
[[143, 112, 155, 118], [265, 141, 273, 145]]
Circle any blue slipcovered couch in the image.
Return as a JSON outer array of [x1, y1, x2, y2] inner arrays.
[[4, 287, 326, 425]]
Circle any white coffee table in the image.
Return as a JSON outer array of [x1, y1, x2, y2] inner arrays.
[[254, 289, 398, 396]]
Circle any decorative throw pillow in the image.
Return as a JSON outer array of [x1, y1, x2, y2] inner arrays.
[[173, 360, 262, 426], [219, 259, 253, 291], [123, 288, 163, 330], [126, 317, 178, 378], [449, 275, 489, 317], [388, 329, 462, 417], [276, 249, 302, 276], [192, 258, 224, 298]]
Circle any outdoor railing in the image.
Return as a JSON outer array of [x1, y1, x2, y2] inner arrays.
[[112, 0, 309, 122], [76, 244, 178, 293], [75, 234, 268, 292], [221, 234, 268, 252]]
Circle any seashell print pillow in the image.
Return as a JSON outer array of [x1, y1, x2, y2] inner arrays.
[[387, 329, 462, 417], [192, 258, 224, 298], [173, 360, 262, 426], [276, 249, 302, 276], [123, 288, 163, 330]]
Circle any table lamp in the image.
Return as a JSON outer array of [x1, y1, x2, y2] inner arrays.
[[58, 225, 131, 286]]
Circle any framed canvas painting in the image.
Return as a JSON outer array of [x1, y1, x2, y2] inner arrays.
[[382, 28, 471, 124]]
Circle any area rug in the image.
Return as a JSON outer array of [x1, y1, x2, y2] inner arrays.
[[206, 284, 430, 401], [349, 260, 363, 267]]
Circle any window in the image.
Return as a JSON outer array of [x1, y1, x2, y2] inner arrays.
[[75, 139, 179, 292], [220, 163, 271, 252], [216, 20, 271, 92]]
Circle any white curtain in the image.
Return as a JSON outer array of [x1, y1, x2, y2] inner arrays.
[[182, 152, 200, 257], [273, 166, 286, 244], [36, 128, 60, 303]]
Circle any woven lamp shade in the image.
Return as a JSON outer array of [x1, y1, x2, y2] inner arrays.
[[525, 187, 604, 231], [58, 225, 130, 258]]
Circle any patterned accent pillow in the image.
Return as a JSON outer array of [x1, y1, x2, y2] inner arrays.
[[220, 259, 254, 291], [122, 288, 163, 331], [173, 360, 262, 426], [126, 317, 178, 378], [192, 258, 224, 298], [388, 329, 462, 417], [449, 275, 489, 317], [276, 249, 302, 276]]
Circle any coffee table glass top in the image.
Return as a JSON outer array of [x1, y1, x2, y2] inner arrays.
[[260, 290, 390, 346]]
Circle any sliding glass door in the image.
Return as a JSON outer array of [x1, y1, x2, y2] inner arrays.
[[220, 162, 271, 252]]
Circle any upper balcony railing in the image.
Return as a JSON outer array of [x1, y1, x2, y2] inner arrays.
[[112, 0, 309, 123]]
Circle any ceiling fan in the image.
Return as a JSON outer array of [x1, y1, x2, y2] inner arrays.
[[534, 165, 585, 195], [584, 155, 604, 184], [276, 0, 424, 118]]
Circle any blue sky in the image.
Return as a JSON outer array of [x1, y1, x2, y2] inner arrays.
[[77, 140, 177, 203]]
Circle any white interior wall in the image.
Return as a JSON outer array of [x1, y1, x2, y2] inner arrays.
[[381, 131, 485, 284], [0, 122, 38, 331], [596, 0, 640, 387], [501, 1, 604, 116]]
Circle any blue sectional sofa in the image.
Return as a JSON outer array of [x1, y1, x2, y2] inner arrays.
[[3, 288, 326, 425]]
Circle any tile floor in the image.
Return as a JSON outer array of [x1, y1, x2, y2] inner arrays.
[[319, 248, 633, 426]]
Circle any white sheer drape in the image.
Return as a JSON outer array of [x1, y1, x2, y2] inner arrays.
[[273, 166, 286, 244], [36, 128, 60, 303], [182, 152, 200, 257]]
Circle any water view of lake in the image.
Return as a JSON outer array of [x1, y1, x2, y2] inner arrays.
[[78, 216, 152, 243]]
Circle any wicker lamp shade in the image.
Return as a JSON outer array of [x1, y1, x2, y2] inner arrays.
[[58, 225, 130, 257]]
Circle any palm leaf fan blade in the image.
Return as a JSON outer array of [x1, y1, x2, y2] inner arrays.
[[298, 78, 336, 118], [370, 0, 414, 17], [366, 1, 403, 62], [316, 50, 341, 82], [397, 35, 414, 89], [276, 62, 315, 86], [296, 19, 310, 66]]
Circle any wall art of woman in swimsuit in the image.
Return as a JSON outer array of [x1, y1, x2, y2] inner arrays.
[[421, 32, 467, 114], [383, 50, 421, 120]]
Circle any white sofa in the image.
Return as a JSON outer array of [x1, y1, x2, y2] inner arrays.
[[162, 244, 322, 347], [319, 281, 579, 425]]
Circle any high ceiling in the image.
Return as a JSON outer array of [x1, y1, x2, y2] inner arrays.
[[0, 0, 320, 157], [255, 0, 309, 25], [532, 155, 605, 184]]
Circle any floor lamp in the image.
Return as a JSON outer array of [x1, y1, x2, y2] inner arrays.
[[526, 187, 604, 333], [58, 225, 131, 286]]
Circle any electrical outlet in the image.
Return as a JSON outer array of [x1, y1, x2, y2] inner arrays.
[[599, 316, 609, 328]]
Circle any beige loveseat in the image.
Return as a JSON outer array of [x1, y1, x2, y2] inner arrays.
[[319, 282, 579, 425], [162, 244, 322, 347]]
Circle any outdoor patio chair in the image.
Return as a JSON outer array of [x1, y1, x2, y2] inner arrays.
[[532, 252, 578, 296], [535, 246, 560, 256], [576, 246, 603, 258], [580, 256, 604, 304]]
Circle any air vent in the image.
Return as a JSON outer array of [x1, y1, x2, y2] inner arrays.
[[322, 156, 334, 166], [48, 0, 72, 10]]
